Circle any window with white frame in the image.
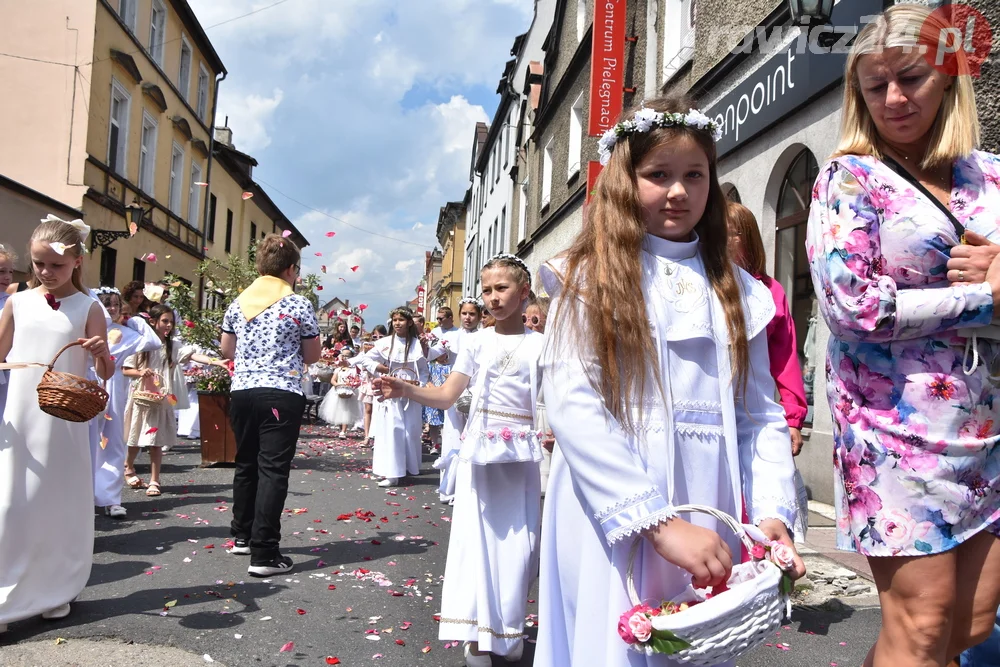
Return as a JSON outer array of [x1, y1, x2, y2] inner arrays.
[[178, 38, 193, 101], [568, 93, 584, 179], [518, 178, 529, 242], [118, 0, 137, 32], [577, 0, 588, 41], [138, 111, 158, 194], [541, 139, 553, 209], [168, 143, 184, 214], [149, 0, 166, 66], [663, 0, 697, 82], [499, 207, 506, 254], [188, 161, 202, 225], [196, 64, 209, 121], [108, 79, 131, 176]]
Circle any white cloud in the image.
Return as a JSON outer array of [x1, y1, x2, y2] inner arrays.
[[187, 0, 532, 320]]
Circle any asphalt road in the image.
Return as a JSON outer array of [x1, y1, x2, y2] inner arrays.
[[0, 424, 880, 666]]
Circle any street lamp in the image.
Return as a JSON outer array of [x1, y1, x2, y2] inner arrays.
[[90, 198, 144, 249], [787, 0, 842, 48]]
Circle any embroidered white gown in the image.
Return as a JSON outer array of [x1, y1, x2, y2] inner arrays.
[[361, 335, 428, 479], [0, 290, 98, 625], [438, 328, 545, 656], [91, 316, 162, 506], [535, 234, 799, 666], [427, 326, 477, 501]]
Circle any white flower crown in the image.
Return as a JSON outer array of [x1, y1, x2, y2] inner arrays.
[[459, 296, 483, 308], [485, 252, 531, 283], [597, 108, 723, 166], [95, 286, 121, 296]]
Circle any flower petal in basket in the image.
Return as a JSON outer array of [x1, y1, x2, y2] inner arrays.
[[648, 560, 786, 665]]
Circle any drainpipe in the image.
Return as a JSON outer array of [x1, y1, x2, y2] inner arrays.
[[199, 70, 227, 306]]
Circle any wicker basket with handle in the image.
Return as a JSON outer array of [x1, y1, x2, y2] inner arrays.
[[36, 341, 109, 422], [624, 504, 790, 665], [132, 372, 166, 407]]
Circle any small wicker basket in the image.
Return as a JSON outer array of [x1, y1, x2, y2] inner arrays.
[[624, 504, 790, 665], [36, 341, 109, 422], [132, 373, 166, 407]]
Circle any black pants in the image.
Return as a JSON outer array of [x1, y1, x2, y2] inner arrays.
[[229, 388, 305, 561]]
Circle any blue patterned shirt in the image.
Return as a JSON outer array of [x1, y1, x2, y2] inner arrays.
[[222, 294, 320, 394]]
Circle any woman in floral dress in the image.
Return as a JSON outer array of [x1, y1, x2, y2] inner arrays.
[[807, 6, 1000, 665]]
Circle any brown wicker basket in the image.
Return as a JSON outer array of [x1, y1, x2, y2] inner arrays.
[[132, 373, 166, 407], [36, 341, 109, 422]]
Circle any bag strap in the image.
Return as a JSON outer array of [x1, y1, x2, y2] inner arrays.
[[882, 154, 965, 243]]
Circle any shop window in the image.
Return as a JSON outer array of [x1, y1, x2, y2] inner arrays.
[[773, 148, 819, 423]]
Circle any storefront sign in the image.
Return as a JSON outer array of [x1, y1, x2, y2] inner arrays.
[[706, 0, 881, 158], [417, 285, 425, 310], [589, 0, 627, 136]]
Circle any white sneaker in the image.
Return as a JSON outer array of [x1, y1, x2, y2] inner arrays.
[[160, 444, 171, 453], [463, 642, 492, 667], [105, 504, 127, 519], [42, 603, 71, 620], [377, 478, 399, 487]]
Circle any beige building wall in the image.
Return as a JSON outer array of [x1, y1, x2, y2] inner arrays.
[[0, 0, 96, 208], [438, 225, 467, 312]]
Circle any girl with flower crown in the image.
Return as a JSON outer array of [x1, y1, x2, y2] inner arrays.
[[534, 97, 806, 666], [376, 255, 543, 666], [0, 218, 114, 629], [360, 308, 428, 487]]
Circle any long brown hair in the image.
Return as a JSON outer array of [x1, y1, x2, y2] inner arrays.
[[554, 96, 749, 436], [387, 307, 419, 364], [727, 201, 767, 278]]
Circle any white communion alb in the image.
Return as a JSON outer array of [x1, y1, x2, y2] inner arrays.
[[361, 334, 428, 480], [535, 233, 799, 666], [427, 326, 477, 501], [438, 327, 545, 657]]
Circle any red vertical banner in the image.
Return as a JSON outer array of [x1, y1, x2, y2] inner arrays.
[[586, 161, 603, 204], [588, 0, 627, 136]]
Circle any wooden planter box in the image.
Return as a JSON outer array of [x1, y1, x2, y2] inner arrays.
[[198, 391, 237, 466]]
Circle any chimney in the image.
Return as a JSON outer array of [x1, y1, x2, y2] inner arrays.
[[214, 115, 233, 147]]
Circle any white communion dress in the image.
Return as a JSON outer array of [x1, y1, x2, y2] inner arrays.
[[0, 290, 100, 625], [534, 234, 799, 666], [438, 328, 545, 656], [361, 335, 428, 480], [319, 367, 362, 426], [91, 316, 162, 506]]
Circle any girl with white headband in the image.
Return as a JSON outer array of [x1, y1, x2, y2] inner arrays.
[[0, 217, 113, 629], [376, 255, 543, 665], [535, 97, 806, 665]]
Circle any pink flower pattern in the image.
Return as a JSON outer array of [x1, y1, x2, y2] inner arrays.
[[807, 153, 1000, 556]]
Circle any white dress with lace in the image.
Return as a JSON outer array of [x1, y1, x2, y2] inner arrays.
[[534, 233, 799, 667]]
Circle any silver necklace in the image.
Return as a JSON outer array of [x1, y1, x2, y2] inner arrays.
[[494, 333, 527, 375]]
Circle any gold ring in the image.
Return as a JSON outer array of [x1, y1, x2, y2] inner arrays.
[[959, 270, 965, 281]]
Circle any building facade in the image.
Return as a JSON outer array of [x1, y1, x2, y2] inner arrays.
[[420, 248, 444, 322], [432, 200, 467, 314], [0, 0, 227, 291], [0, 176, 84, 282]]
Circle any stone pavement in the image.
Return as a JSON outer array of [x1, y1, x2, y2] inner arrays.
[[0, 427, 880, 666]]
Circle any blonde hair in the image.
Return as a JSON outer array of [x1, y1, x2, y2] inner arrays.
[[553, 96, 749, 437], [0, 243, 17, 265], [834, 3, 979, 168], [256, 233, 300, 277], [29, 220, 87, 293]]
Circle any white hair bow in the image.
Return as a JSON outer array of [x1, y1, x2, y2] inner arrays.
[[41, 214, 91, 243]]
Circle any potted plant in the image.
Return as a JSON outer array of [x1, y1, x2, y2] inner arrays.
[[167, 246, 321, 466]]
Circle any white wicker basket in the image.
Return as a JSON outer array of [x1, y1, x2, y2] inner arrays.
[[625, 504, 790, 665]]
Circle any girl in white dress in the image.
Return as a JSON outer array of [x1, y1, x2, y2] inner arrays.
[[535, 98, 806, 666], [92, 287, 161, 518], [0, 218, 113, 630], [426, 297, 482, 503], [319, 355, 361, 437], [376, 255, 544, 666], [361, 309, 428, 487], [123, 303, 226, 496]]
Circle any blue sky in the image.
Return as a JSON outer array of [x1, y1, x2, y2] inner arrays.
[[187, 0, 533, 324]]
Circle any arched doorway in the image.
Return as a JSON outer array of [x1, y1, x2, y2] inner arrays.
[[723, 184, 741, 203], [774, 148, 819, 422]]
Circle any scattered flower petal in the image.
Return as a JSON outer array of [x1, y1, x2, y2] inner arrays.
[[279, 641, 294, 653]]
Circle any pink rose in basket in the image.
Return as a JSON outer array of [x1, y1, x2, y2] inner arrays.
[[628, 611, 653, 643], [499, 427, 513, 440], [617, 616, 638, 645], [750, 543, 766, 560], [769, 541, 796, 571]]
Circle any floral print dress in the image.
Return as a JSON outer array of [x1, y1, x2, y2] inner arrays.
[[807, 151, 1000, 557]]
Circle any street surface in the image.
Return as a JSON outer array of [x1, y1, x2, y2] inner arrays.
[[0, 425, 879, 666]]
